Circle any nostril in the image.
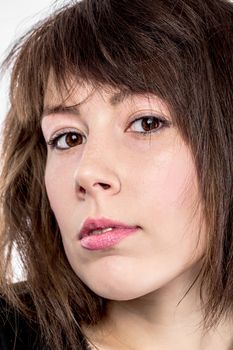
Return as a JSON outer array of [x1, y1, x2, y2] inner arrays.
[[79, 186, 86, 194], [79, 183, 110, 194], [99, 183, 110, 190]]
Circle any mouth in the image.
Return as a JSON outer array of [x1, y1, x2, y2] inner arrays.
[[79, 226, 140, 250], [82, 226, 116, 237], [78, 216, 139, 240]]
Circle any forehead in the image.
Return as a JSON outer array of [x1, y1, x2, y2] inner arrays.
[[43, 74, 172, 119], [44, 78, 129, 107]]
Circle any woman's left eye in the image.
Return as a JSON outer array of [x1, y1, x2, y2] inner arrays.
[[128, 115, 171, 135]]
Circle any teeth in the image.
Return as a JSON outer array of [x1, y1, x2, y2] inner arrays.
[[89, 227, 114, 236]]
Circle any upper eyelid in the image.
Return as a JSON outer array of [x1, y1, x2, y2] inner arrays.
[[128, 113, 168, 125], [48, 127, 82, 140]]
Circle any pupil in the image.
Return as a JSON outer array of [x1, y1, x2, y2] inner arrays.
[[142, 117, 158, 131], [66, 133, 79, 147]]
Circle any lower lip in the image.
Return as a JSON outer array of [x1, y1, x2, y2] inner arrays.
[[80, 227, 139, 250]]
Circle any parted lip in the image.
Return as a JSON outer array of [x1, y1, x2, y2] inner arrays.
[[78, 217, 139, 240]]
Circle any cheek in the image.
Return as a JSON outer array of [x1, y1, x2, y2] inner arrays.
[[137, 141, 199, 210], [158, 151, 199, 209], [44, 159, 74, 217], [136, 140, 204, 248]]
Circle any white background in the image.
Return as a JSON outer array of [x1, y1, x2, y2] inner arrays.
[[0, 0, 65, 128]]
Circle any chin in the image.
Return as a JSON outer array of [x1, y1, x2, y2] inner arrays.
[[83, 277, 162, 301], [92, 287, 150, 301]]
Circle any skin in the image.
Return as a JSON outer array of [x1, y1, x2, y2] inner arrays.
[[41, 79, 233, 350]]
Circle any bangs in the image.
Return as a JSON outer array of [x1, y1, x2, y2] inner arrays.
[[2, 0, 194, 127]]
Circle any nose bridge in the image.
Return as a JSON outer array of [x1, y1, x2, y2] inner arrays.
[[74, 130, 121, 197]]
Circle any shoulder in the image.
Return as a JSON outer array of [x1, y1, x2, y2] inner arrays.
[[0, 282, 46, 350]]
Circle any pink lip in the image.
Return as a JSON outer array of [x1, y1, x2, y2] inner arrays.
[[80, 227, 139, 250], [79, 217, 139, 250], [79, 216, 139, 240]]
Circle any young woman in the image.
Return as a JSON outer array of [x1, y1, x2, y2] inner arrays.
[[1, 0, 233, 349]]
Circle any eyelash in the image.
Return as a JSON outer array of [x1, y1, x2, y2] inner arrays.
[[47, 115, 171, 151]]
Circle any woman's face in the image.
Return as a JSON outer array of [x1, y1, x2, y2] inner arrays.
[[41, 80, 206, 300]]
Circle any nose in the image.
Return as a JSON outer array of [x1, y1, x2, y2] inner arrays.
[[74, 142, 121, 199]]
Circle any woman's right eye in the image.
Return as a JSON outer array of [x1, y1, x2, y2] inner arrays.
[[47, 131, 85, 150]]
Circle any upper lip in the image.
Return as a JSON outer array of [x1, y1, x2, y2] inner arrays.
[[79, 217, 139, 239]]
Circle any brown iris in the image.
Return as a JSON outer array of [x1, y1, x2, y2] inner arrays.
[[141, 117, 159, 132], [65, 133, 82, 147]]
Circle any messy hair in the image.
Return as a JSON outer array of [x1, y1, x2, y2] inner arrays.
[[1, 0, 233, 349]]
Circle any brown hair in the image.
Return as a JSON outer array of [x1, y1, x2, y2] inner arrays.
[[1, 0, 233, 349]]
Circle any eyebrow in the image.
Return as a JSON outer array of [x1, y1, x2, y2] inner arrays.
[[42, 90, 131, 118]]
